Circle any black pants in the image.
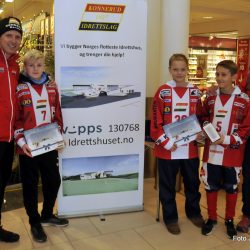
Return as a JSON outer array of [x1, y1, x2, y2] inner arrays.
[[158, 158, 201, 224], [0, 141, 14, 222], [203, 163, 240, 193], [19, 150, 61, 226], [242, 137, 250, 217]]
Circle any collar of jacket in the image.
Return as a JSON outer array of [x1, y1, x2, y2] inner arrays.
[[0, 48, 20, 64]]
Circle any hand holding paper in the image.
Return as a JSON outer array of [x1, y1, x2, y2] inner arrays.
[[195, 131, 206, 143], [211, 133, 224, 145], [203, 122, 221, 143], [57, 140, 66, 152], [22, 144, 33, 158]]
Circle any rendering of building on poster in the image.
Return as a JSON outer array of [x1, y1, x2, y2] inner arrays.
[[55, 0, 147, 216]]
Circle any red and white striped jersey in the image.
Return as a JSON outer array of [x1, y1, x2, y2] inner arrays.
[[201, 86, 250, 167], [14, 82, 63, 153], [150, 80, 202, 160]]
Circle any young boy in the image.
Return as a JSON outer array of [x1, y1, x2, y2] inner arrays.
[[150, 54, 204, 235], [200, 60, 250, 239], [14, 49, 68, 243]]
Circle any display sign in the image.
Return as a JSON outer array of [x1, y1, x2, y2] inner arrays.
[[236, 39, 250, 90], [55, 0, 147, 217]]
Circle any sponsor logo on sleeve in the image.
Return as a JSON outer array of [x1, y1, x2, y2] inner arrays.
[[208, 100, 215, 106], [159, 89, 171, 99], [18, 91, 30, 98], [17, 84, 29, 91], [21, 99, 32, 106], [164, 106, 171, 114], [190, 89, 199, 96], [234, 102, 245, 108]]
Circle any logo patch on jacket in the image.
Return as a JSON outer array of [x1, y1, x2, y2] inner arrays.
[[48, 89, 56, 94], [0, 67, 4, 73], [164, 106, 171, 114], [21, 99, 32, 106], [17, 84, 29, 91], [190, 89, 200, 96], [18, 91, 30, 98], [160, 89, 171, 99]]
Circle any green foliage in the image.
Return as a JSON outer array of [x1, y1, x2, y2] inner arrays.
[[45, 50, 55, 79]]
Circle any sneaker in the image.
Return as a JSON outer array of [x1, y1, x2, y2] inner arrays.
[[202, 219, 217, 236], [41, 215, 69, 227], [189, 216, 204, 228], [236, 215, 250, 233], [225, 219, 237, 239], [166, 223, 181, 235], [0, 226, 20, 242], [31, 223, 47, 243]]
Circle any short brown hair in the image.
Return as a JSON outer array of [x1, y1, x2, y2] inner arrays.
[[169, 53, 188, 68], [216, 60, 238, 75]]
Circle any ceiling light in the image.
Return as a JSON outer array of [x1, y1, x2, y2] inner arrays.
[[5, 0, 14, 3], [209, 35, 214, 40], [202, 16, 213, 19]]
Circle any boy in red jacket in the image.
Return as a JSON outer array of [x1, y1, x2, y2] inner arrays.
[[200, 60, 250, 239], [150, 54, 204, 235], [14, 49, 68, 243]]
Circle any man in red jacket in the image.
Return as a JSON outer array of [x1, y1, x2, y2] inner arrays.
[[0, 16, 22, 243]]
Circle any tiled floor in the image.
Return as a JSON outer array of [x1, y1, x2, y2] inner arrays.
[[1, 178, 250, 250]]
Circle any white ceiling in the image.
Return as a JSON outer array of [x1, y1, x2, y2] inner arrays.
[[0, 0, 250, 32], [190, 0, 250, 24]]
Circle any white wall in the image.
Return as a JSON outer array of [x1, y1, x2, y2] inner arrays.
[[145, 0, 161, 97]]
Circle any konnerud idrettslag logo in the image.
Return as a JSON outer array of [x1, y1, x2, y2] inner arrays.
[[79, 3, 126, 31]]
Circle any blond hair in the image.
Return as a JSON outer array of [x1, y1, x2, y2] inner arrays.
[[23, 49, 45, 65]]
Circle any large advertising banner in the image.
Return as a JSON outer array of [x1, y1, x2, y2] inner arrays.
[[54, 0, 147, 216], [236, 39, 250, 90]]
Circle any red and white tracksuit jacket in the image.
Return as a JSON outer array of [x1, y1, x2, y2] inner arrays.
[[150, 80, 202, 160], [14, 81, 63, 154], [201, 86, 250, 167], [0, 49, 20, 142]]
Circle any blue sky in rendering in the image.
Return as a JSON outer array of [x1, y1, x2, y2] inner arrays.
[[60, 66, 111, 88], [62, 154, 139, 176]]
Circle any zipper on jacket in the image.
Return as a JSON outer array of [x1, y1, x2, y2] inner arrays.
[[2, 50, 14, 142]]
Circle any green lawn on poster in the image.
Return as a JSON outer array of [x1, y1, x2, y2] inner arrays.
[[63, 177, 138, 196]]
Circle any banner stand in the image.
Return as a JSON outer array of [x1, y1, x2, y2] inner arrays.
[[55, 0, 147, 217]]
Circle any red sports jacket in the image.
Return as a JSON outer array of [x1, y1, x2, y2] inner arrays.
[[201, 87, 250, 167], [150, 80, 202, 160], [0, 49, 20, 142], [14, 81, 63, 154]]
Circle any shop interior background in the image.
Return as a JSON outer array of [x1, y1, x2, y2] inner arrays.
[[1, 0, 250, 203]]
